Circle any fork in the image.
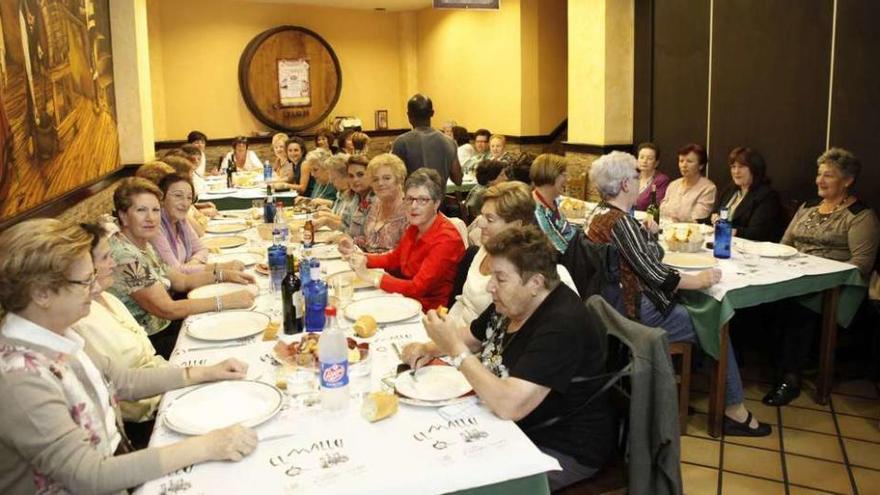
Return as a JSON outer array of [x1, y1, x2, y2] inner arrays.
[[391, 343, 418, 382]]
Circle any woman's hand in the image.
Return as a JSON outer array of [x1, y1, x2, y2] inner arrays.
[[294, 196, 310, 205], [642, 217, 660, 234], [218, 260, 246, 272], [698, 268, 722, 288], [401, 342, 437, 369], [223, 270, 255, 285], [189, 358, 249, 384], [337, 235, 355, 256], [221, 290, 256, 309], [423, 309, 468, 357], [200, 425, 258, 462]]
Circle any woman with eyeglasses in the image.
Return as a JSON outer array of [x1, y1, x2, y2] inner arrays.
[[342, 168, 466, 311], [0, 219, 258, 494], [108, 178, 256, 359], [149, 174, 244, 274]]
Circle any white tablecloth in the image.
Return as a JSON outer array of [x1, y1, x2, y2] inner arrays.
[[134, 214, 558, 495]]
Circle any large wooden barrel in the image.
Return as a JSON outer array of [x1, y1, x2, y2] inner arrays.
[[238, 26, 342, 132]]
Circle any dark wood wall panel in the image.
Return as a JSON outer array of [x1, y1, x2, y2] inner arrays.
[[829, 1, 880, 210], [708, 0, 833, 206], [651, 0, 710, 176]]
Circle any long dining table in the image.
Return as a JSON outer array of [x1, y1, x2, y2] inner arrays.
[[133, 211, 557, 495], [568, 200, 866, 438]]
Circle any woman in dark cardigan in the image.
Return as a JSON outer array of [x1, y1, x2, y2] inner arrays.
[[709, 147, 784, 242]]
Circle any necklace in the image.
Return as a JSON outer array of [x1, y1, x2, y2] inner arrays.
[[120, 231, 148, 252], [801, 197, 849, 233]]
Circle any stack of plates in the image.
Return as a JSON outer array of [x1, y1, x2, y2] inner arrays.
[[343, 295, 421, 323], [186, 311, 269, 341], [187, 283, 259, 300], [394, 366, 474, 407], [662, 252, 717, 269], [209, 252, 262, 267], [203, 235, 248, 250], [164, 381, 283, 435], [205, 223, 249, 234]]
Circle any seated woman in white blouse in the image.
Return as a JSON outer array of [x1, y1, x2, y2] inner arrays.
[[448, 182, 577, 326], [660, 143, 716, 222], [0, 219, 257, 495], [73, 222, 169, 427]]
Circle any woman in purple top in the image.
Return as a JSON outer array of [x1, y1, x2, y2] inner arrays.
[[634, 142, 670, 211], [150, 174, 243, 274]]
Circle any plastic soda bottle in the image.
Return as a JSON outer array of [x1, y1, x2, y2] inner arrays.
[[318, 306, 349, 410]]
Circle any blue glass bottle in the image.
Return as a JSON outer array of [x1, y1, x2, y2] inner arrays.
[[713, 207, 732, 259], [304, 262, 327, 332]]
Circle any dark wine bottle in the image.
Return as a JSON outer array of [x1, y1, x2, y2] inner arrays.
[[282, 254, 304, 334]]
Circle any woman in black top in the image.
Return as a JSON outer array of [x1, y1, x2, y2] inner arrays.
[[710, 147, 784, 242], [403, 226, 616, 491]]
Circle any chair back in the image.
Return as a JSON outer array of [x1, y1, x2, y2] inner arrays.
[[559, 229, 618, 300], [585, 295, 683, 495], [443, 214, 470, 249]]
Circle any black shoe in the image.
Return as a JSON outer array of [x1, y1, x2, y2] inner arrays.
[[724, 412, 772, 437], [762, 382, 801, 406]]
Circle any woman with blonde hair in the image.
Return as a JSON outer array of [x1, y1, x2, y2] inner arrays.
[[338, 153, 407, 253], [291, 147, 331, 197], [0, 219, 258, 494], [270, 132, 289, 175]]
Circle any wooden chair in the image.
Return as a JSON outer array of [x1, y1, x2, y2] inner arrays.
[[668, 341, 693, 431]]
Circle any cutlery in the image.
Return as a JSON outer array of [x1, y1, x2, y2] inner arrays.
[[391, 343, 418, 382]]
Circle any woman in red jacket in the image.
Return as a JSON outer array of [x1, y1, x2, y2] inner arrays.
[[341, 168, 465, 311]]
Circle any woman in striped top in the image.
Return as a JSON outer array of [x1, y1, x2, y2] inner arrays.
[[587, 151, 770, 438]]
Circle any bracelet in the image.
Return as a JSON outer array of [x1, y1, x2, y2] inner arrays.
[[373, 272, 382, 287], [215, 295, 223, 312], [184, 366, 194, 384]]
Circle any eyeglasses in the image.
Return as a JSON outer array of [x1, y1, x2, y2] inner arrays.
[[168, 192, 194, 203], [66, 272, 98, 289], [403, 196, 434, 206]]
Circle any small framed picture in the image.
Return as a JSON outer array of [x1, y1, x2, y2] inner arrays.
[[375, 110, 389, 130]]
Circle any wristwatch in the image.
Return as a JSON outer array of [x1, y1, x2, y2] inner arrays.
[[450, 351, 472, 370]]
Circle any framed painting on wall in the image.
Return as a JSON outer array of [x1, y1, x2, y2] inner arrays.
[[375, 110, 388, 130]]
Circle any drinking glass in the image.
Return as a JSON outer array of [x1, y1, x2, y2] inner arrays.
[[332, 273, 354, 307]]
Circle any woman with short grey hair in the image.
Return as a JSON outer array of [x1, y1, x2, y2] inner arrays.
[[587, 151, 770, 437], [344, 167, 465, 310], [763, 147, 880, 406]]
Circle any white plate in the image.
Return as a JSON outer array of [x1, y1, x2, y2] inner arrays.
[[398, 395, 476, 408], [312, 244, 342, 260], [326, 269, 383, 290], [343, 295, 422, 323], [209, 252, 263, 267], [164, 381, 282, 435], [755, 242, 798, 258], [394, 366, 473, 402], [207, 187, 235, 194], [662, 252, 717, 270], [203, 235, 248, 250], [186, 311, 270, 341], [205, 223, 249, 234], [187, 283, 259, 299]]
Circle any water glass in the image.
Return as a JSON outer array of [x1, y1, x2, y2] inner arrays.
[[267, 245, 288, 294], [332, 274, 354, 307]]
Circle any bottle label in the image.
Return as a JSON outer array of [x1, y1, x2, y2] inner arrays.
[[293, 290, 304, 317], [320, 360, 349, 388]]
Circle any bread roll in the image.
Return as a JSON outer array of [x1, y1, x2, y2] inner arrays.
[[361, 392, 399, 422], [353, 315, 378, 338], [262, 321, 280, 341]]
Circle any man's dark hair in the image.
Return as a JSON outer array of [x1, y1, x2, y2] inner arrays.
[[187, 130, 207, 143], [406, 94, 434, 121]]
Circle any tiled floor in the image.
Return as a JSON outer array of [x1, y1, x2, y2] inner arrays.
[[681, 377, 880, 494]]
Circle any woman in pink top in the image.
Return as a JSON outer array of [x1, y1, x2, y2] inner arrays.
[[150, 174, 243, 273], [660, 143, 716, 222]]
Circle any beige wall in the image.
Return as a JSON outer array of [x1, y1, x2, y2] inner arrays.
[[147, 0, 570, 141], [147, 0, 407, 141]]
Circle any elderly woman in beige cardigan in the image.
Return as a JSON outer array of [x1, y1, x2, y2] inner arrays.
[[0, 219, 257, 495]]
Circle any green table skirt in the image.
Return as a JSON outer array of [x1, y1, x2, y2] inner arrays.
[[679, 269, 866, 359], [454, 474, 550, 495]]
